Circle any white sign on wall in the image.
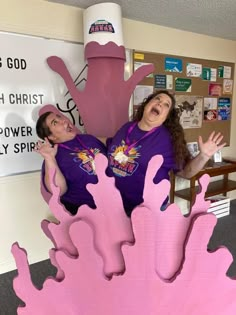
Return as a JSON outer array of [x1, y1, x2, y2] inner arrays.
[[0, 31, 88, 177], [0, 31, 132, 177]]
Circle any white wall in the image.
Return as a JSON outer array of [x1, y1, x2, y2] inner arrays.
[[0, 0, 236, 273]]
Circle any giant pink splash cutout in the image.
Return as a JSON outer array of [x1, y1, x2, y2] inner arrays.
[[41, 154, 134, 279], [11, 155, 236, 314]]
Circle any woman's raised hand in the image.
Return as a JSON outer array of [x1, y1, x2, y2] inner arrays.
[[198, 131, 226, 158], [34, 138, 58, 159]]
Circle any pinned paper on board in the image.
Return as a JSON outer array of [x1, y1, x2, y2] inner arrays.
[[186, 63, 202, 77], [218, 97, 231, 120], [175, 95, 203, 129], [223, 79, 233, 94], [209, 83, 222, 96]]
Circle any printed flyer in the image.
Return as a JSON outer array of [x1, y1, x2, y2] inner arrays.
[[218, 97, 231, 120]]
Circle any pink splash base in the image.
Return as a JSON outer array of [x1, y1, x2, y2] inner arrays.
[[41, 155, 212, 281], [41, 154, 135, 279], [11, 155, 236, 314], [12, 212, 236, 314]]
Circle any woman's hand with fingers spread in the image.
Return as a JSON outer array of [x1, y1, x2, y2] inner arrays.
[[34, 138, 58, 159], [198, 131, 226, 158]]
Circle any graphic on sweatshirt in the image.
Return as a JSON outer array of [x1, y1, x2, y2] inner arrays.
[[109, 140, 140, 177], [71, 148, 100, 175]]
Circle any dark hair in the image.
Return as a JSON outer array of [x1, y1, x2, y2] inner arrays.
[[133, 90, 191, 168], [36, 112, 53, 142], [134, 90, 176, 121]]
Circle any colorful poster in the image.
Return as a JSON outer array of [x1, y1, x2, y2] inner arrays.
[[223, 79, 233, 94], [186, 63, 202, 77], [204, 110, 217, 121], [175, 95, 203, 129], [218, 97, 231, 120], [134, 61, 153, 78], [154, 74, 166, 89], [204, 97, 217, 110], [218, 65, 232, 79], [209, 83, 222, 96], [175, 78, 192, 92], [165, 57, 182, 72]]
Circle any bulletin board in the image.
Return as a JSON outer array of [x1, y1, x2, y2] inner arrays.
[[133, 50, 235, 145]]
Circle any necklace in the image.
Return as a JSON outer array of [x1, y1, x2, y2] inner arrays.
[[114, 122, 159, 164], [59, 136, 96, 171]]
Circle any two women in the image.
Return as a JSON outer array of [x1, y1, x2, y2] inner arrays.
[[36, 90, 225, 217]]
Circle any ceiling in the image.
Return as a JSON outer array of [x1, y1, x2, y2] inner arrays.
[[46, 0, 236, 41]]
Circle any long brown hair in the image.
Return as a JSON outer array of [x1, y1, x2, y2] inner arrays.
[[133, 90, 191, 168]]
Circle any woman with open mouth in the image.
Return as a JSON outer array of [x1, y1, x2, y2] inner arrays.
[[35, 111, 107, 215], [106, 90, 225, 217]]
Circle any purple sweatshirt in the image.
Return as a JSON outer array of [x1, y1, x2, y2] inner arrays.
[[42, 134, 106, 212], [106, 122, 177, 216]]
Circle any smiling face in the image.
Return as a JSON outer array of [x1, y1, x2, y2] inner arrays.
[[46, 113, 77, 143], [138, 93, 173, 130]]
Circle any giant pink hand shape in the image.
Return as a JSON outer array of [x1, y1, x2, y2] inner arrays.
[[47, 42, 154, 137]]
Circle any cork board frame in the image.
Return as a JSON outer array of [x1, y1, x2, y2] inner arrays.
[[133, 50, 235, 145]]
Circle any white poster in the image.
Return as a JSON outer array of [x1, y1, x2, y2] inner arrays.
[[223, 79, 233, 94], [223, 66, 232, 79], [134, 61, 153, 78], [0, 31, 132, 177], [133, 85, 153, 105], [0, 32, 89, 176], [186, 63, 202, 77], [210, 68, 217, 82]]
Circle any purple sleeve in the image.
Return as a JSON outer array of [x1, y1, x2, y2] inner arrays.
[[154, 129, 179, 183]]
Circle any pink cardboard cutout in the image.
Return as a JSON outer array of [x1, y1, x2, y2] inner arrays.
[[141, 156, 211, 280], [41, 154, 134, 279], [41, 155, 209, 281], [47, 42, 154, 138], [11, 154, 236, 314], [12, 208, 236, 314]]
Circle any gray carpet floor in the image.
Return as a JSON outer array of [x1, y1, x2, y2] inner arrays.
[[1, 200, 236, 314], [208, 199, 236, 278]]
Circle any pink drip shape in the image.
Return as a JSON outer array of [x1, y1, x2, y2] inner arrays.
[[46, 41, 154, 137]]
